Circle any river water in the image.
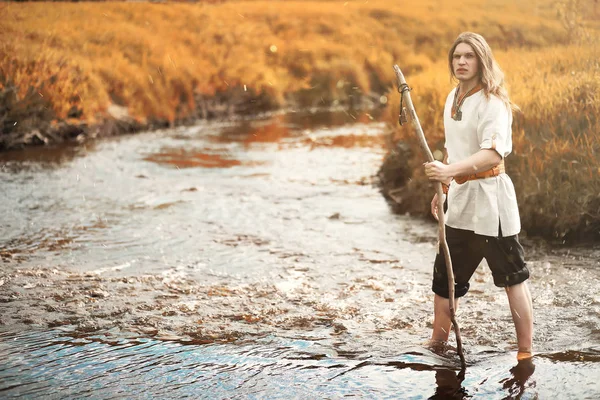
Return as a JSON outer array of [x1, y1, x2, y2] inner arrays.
[[1, 110, 599, 399]]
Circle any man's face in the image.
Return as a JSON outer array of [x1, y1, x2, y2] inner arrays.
[[452, 43, 479, 83]]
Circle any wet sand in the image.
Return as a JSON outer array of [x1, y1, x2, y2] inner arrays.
[[1, 242, 599, 357]]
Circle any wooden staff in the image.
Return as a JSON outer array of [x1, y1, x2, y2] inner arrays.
[[393, 65, 466, 373]]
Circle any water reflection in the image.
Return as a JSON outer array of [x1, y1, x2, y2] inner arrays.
[[0, 142, 93, 171], [1, 330, 596, 399], [430, 369, 468, 399], [428, 358, 536, 400], [143, 147, 266, 169], [212, 109, 383, 147], [500, 358, 536, 399], [285, 108, 379, 129], [215, 115, 293, 146]]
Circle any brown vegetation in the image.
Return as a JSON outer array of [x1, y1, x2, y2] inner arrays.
[[1, 0, 569, 147]]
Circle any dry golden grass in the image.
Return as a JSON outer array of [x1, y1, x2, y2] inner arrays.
[[1, 0, 599, 240], [1, 0, 569, 124]]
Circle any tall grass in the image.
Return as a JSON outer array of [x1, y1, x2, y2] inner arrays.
[[0, 0, 568, 124]]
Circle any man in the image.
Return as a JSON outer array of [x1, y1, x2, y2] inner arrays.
[[424, 32, 533, 360]]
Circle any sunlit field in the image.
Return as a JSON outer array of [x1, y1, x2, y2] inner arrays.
[[0, 0, 571, 122], [1, 0, 598, 240]]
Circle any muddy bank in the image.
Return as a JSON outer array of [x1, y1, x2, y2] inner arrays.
[[0, 76, 382, 151]]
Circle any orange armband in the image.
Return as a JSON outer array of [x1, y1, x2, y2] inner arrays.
[[442, 182, 450, 194]]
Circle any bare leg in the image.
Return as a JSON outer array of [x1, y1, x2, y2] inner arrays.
[[431, 294, 460, 342], [505, 282, 533, 358]]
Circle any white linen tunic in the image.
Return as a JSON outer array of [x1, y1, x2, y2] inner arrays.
[[444, 88, 521, 237]]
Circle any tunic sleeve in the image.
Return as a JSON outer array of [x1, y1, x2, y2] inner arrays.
[[477, 96, 512, 158]]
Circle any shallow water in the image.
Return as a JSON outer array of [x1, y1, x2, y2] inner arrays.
[[1, 109, 599, 398], [1, 330, 599, 399]]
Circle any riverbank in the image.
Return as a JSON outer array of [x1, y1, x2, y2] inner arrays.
[[1, 0, 569, 150], [2, 1, 599, 242]]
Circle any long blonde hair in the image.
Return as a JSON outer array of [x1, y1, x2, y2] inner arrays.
[[448, 32, 519, 111]]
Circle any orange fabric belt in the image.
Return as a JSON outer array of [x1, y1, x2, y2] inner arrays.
[[454, 160, 505, 184]]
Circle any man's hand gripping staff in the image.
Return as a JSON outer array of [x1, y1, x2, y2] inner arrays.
[[393, 65, 467, 375]]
